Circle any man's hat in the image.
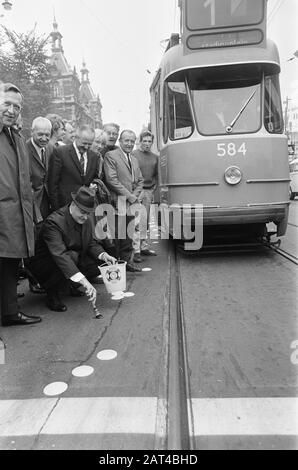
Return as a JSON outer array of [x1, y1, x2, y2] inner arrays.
[[71, 186, 96, 213]]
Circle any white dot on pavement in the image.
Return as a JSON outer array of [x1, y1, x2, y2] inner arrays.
[[72, 365, 94, 377], [123, 292, 135, 297], [142, 267, 152, 272], [111, 291, 125, 300], [97, 349, 118, 361], [43, 382, 68, 396]]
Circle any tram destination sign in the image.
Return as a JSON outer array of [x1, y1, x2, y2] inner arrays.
[[187, 29, 264, 50], [180, 0, 267, 52]]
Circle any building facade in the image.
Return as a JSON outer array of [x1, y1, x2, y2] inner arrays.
[[48, 18, 102, 128]]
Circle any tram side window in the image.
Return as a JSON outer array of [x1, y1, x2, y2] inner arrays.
[[264, 75, 284, 133], [164, 81, 193, 140]]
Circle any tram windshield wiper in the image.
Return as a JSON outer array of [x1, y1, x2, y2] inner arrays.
[[225, 89, 257, 133]]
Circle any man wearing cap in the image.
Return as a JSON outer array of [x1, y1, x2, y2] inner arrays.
[[0, 82, 41, 326], [27, 186, 116, 311]]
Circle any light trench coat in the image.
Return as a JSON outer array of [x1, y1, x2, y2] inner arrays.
[[0, 124, 34, 258]]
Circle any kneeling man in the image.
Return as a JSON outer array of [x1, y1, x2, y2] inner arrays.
[[27, 186, 116, 311]]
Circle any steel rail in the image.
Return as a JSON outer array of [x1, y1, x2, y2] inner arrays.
[[167, 244, 193, 449]]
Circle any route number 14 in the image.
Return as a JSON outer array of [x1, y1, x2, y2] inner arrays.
[[217, 142, 247, 157]]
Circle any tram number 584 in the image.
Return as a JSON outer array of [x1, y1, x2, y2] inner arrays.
[[217, 142, 247, 157]]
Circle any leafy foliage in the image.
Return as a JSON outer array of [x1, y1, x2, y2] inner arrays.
[[0, 26, 52, 138]]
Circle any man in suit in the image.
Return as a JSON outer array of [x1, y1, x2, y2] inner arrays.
[[48, 124, 99, 211], [27, 186, 116, 312], [104, 129, 144, 272], [0, 82, 41, 326], [25, 117, 52, 294], [27, 117, 52, 223]]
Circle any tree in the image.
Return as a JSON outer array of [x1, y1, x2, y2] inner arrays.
[[0, 26, 53, 138]]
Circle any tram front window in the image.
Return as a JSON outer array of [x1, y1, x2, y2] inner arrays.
[[188, 67, 261, 135], [164, 81, 194, 141]]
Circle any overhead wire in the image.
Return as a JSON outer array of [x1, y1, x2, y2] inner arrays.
[[268, 0, 285, 25]]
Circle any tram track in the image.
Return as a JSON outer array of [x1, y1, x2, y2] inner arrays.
[[164, 244, 194, 449], [165, 235, 298, 449]]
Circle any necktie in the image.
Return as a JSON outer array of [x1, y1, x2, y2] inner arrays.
[[126, 153, 132, 172], [79, 151, 85, 175], [41, 148, 46, 166]]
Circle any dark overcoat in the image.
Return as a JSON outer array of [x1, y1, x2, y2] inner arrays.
[[26, 139, 50, 223], [28, 205, 104, 289], [0, 124, 34, 258]]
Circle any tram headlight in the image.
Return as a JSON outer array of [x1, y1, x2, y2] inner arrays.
[[224, 166, 242, 185]]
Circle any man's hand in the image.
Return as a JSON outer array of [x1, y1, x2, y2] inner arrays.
[[89, 183, 97, 191], [100, 252, 117, 265], [79, 277, 97, 303]]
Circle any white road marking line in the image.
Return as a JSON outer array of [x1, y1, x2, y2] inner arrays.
[[0, 399, 58, 436], [0, 397, 158, 436], [191, 397, 298, 436], [1, 397, 297, 438]]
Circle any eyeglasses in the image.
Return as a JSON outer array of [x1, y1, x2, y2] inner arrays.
[[3, 101, 22, 113]]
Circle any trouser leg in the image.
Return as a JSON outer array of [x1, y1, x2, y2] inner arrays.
[[114, 215, 133, 262], [0, 258, 20, 320]]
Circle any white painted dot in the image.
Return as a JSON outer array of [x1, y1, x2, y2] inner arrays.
[[123, 292, 135, 298], [72, 365, 94, 377], [153, 242, 159, 244], [111, 291, 125, 300], [43, 382, 68, 396], [97, 349, 118, 361], [142, 267, 152, 272]]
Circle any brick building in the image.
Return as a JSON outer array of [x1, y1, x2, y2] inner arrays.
[[48, 17, 102, 128]]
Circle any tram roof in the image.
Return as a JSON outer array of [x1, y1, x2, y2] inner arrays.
[[155, 39, 280, 84]]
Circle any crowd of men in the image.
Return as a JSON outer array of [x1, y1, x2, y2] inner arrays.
[[0, 82, 158, 327]]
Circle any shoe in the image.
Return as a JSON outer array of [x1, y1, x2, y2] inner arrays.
[[45, 293, 67, 312], [17, 292, 25, 298], [2, 312, 41, 326], [141, 249, 157, 256], [133, 253, 143, 263], [126, 262, 142, 273], [29, 281, 46, 294], [88, 276, 104, 285]]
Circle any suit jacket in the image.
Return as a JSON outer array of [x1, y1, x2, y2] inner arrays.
[[48, 143, 100, 211], [26, 139, 50, 222], [103, 148, 144, 211], [33, 205, 104, 279], [0, 124, 34, 258]]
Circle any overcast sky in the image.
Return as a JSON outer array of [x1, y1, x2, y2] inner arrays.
[[1, 0, 297, 132]]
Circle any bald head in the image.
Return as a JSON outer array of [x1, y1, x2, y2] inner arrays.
[[31, 117, 52, 148]]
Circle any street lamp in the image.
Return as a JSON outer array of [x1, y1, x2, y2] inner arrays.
[[2, 1, 12, 10]]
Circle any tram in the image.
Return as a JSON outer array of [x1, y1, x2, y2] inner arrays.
[[150, 0, 289, 244]]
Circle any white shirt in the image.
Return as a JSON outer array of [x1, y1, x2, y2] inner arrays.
[[73, 141, 88, 174]]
